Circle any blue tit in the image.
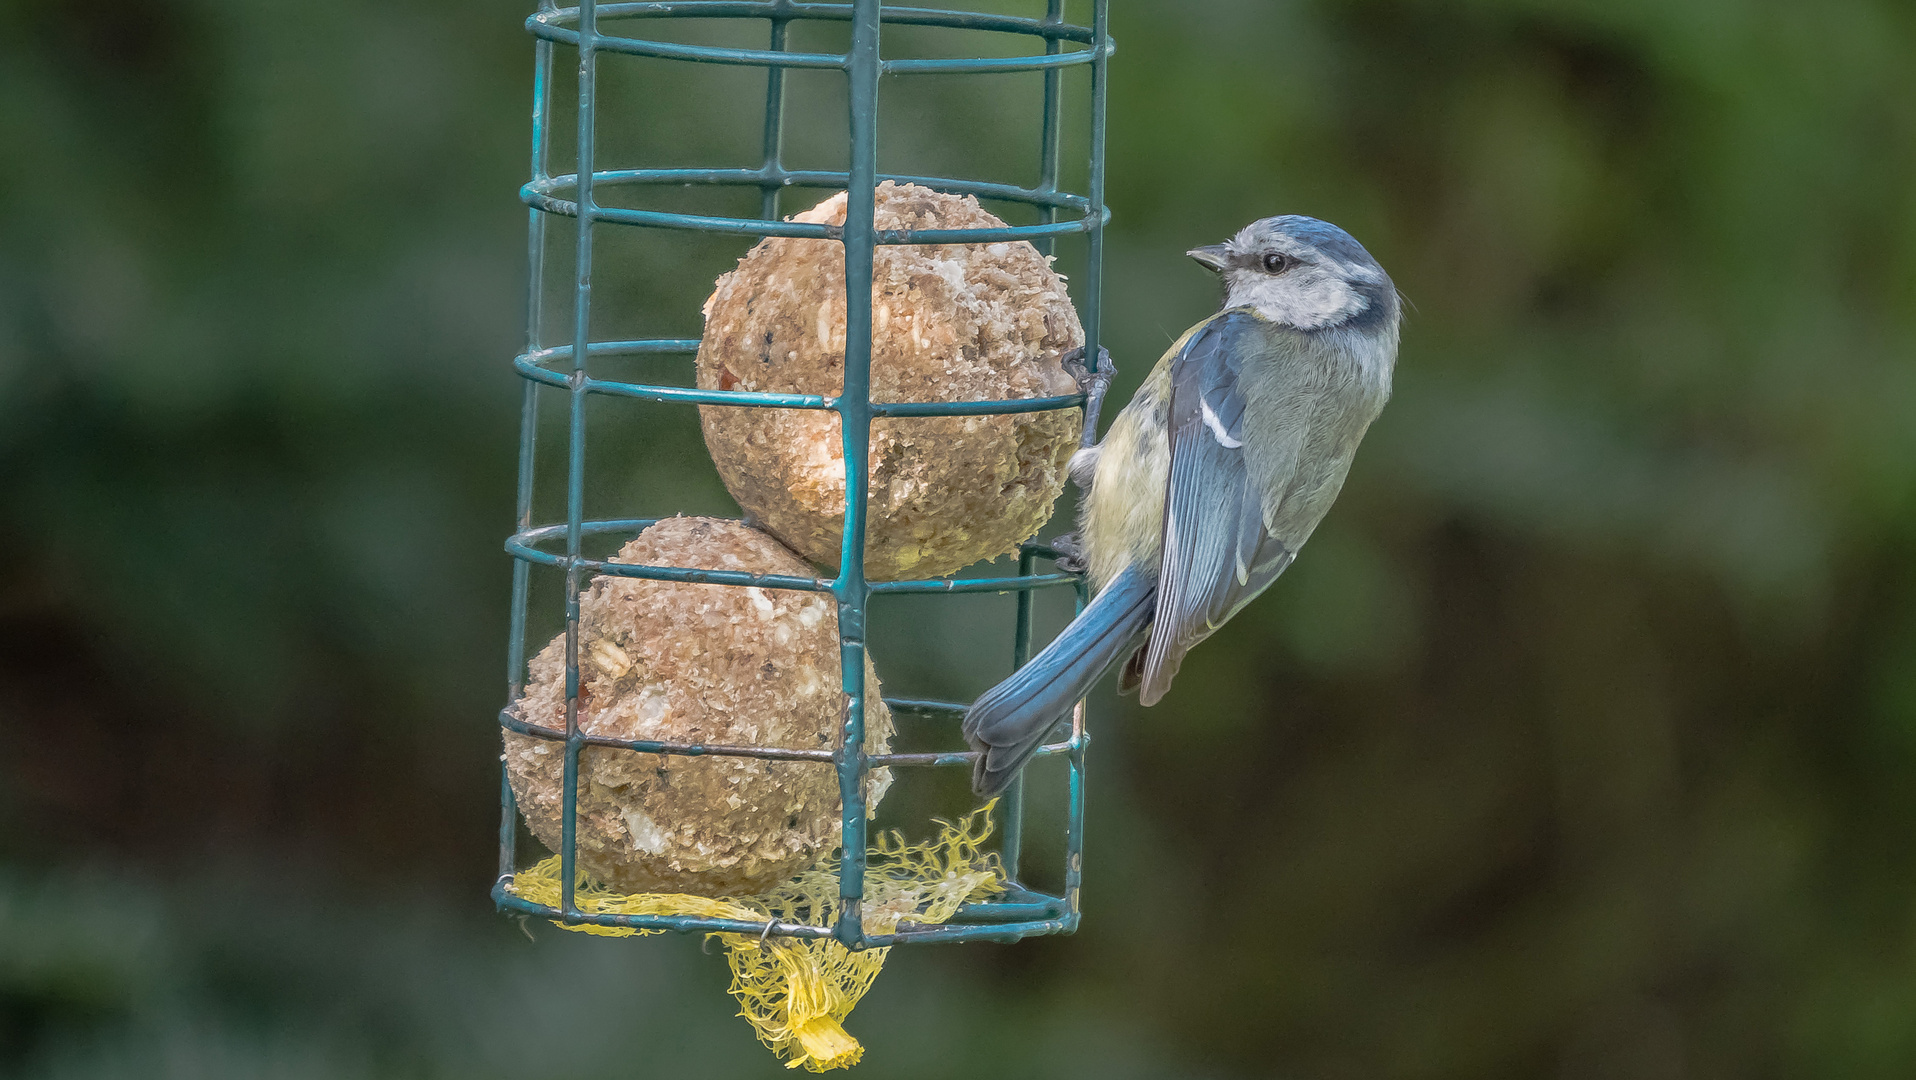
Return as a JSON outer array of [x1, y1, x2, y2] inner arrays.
[[963, 215, 1401, 796]]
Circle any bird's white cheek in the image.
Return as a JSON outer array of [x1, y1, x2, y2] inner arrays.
[[1235, 272, 1365, 331]]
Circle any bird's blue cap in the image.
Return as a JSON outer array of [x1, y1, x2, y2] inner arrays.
[[1250, 215, 1385, 275]]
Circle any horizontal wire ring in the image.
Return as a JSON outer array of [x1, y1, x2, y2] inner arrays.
[[513, 346, 1088, 416], [501, 709, 1078, 767], [528, 1, 1112, 74], [522, 173, 1107, 243], [507, 519, 1082, 595], [492, 879, 1074, 942]]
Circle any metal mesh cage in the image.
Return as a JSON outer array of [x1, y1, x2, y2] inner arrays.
[[494, 0, 1112, 950]]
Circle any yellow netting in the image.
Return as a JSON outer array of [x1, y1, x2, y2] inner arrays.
[[505, 803, 1006, 1071]]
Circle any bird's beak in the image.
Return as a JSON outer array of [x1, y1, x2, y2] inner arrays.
[[1187, 244, 1231, 273]]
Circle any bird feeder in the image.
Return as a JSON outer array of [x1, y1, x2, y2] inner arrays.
[[492, 0, 1112, 1068]]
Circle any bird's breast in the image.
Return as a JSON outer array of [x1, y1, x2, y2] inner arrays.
[[1079, 361, 1171, 592]]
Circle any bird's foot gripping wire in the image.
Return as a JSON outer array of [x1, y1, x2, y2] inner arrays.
[[1049, 533, 1088, 575], [1062, 345, 1115, 450]]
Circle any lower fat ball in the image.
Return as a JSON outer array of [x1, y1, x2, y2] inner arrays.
[[697, 182, 1084, 581], [504, 517, 894, 897]]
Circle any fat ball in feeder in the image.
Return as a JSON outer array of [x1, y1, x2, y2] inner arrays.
[[504, 517, 895, 896], [697, 182, 1086, 580]]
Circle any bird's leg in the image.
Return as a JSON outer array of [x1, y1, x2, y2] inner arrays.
[[1051, 345, 1114, 578], [1049, 533, 1088, 576], [1062, 344, 1116, 450]]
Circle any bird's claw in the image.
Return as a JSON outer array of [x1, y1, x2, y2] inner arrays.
[[1062, 344, 1114, 393], [1061, 345, 1115, 450], [1050, 533, 1088, 575]]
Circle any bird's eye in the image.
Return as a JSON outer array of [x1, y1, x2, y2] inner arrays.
[[1262, 253, 1290, 273]]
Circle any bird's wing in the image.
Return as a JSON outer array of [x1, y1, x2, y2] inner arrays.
[[1137, 310, 1297, 706]]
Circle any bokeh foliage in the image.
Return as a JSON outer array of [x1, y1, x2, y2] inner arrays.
[[4, 0, 1916, 1076]]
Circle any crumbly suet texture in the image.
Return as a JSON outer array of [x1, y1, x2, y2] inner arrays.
[[504, 517, 893, 896], [697, 182, 1083, 580]]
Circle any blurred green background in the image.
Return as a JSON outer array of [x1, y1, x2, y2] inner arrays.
[[5, 0, 1916, 1076]]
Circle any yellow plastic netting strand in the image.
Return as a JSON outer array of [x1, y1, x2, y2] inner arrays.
[[506, 803, 1006, 1071]]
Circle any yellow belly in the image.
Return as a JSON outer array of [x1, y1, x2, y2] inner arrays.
[[1079, 358, 1172, 592]]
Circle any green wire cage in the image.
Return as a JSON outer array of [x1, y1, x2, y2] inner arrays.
[[494, 0, 1113, 951]]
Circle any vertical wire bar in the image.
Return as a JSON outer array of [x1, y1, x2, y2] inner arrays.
[[1000, 548, 1038, 880], [759, 1, 792, 220], [832, 0, 881, 950], [503, 21, 558, 885], [1063, 575, 1090, 923], [499, 767, 521, 881], [560, 0, 601, 917], [511, 20, 557, 714], [1033, 0, 1065, 257], [1082, 0, 1108, 373], [1064, 0, 1108, 922], [1011, 0, 1066, 878]]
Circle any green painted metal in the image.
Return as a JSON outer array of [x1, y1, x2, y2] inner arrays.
[[498, 0, 1112, 949]]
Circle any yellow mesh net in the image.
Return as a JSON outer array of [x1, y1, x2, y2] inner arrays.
[[505, 803, 1006, 1071]]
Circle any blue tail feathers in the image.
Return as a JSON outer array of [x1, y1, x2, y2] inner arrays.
[[962, 566, 1156, 796]]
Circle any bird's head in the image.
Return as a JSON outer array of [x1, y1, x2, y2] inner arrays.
[[1188, 215, 1397, 332]]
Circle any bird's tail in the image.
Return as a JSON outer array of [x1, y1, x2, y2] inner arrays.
[[963, 566, 1155, 796]]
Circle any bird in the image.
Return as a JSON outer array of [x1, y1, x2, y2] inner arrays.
[[962, 215, 1401, 796]]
